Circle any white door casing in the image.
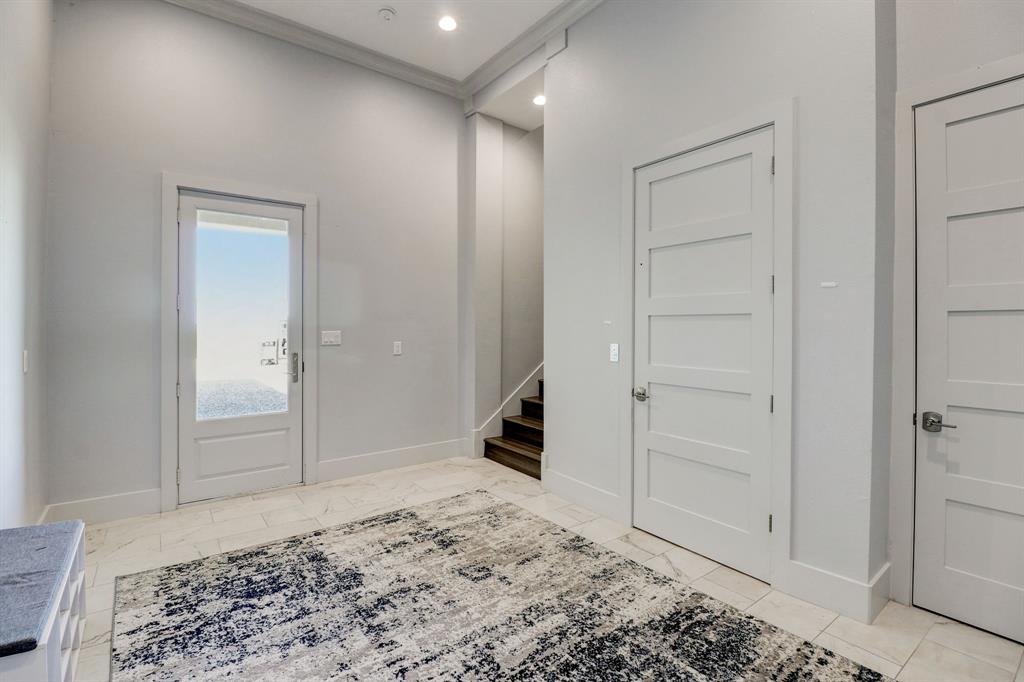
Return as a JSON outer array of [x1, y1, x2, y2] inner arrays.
[[913, 77, 1024, 642], [632, 126, 775, 581], [177, 192, 304, 503]]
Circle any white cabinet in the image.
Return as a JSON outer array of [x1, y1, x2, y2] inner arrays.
[[0, 523, 87, 682]]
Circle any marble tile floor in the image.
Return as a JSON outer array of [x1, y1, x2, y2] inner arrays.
[[76, 457, 1023, 682]]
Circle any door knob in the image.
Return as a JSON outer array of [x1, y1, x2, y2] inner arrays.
[[290, 352, 300, 383], [922, 411, 957, 432], [632, 386, 648, 402]]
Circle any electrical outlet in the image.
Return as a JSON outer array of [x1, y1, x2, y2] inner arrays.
[[320, 330, 341, 346], [393, 341, 402, 356], [23, 350, 28, 374], [609, 343, 619, 362]]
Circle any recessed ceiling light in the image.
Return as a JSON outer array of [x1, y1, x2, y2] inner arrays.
[[533, 94, 546, 106], [438, 15, 457, 31]]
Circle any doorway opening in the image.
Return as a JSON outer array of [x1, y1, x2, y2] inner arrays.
[[619, 101, 794, 595], [177, 192, 304, 503], [908, 75, 1023, 643], [160, 175, 319, 510]]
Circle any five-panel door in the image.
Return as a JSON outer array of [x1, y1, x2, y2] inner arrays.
[[914, 77, 1024, 642], [632, 127, 775, 580]]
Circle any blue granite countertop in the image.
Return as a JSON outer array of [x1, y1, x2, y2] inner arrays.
[[0, 520, 84, 657]]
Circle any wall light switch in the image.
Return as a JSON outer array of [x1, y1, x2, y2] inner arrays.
[[393, 341, 402, 356], [320, 330, 342, 346], [609, 343, 619, 362]]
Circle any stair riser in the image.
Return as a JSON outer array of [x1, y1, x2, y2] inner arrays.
[[485, 446, 541, 479], [503, 419, 543, 447], [521, 400, 544, 420]]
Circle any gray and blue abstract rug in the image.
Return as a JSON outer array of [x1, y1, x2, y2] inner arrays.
[[111, 491, 888, 681]]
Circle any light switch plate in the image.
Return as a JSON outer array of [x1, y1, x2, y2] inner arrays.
[[393, 341, 402, 356], [609, 343, 619, 362], [320, 330, 342, 346]]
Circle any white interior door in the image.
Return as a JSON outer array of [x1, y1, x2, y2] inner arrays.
[[632, 127, 775, 580], [914, 77, 1024, 642], [178, 192, 303, 504]]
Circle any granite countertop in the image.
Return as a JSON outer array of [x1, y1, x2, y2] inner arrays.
[[0, 520, 84, 657]]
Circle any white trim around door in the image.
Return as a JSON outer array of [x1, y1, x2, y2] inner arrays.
[[160, 172, 319, 512], [889, 53, 1024, 607], [616, 99, 796, 599]]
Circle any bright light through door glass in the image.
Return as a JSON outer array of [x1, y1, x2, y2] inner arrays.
[[195, 209, 290, 420]]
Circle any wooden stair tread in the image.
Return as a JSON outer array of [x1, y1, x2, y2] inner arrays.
[[483, 380, 544, 479], [484, 437, 541, 461], [504, 415, 543, 429]]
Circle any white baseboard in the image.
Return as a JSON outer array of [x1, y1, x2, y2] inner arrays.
[[869, 562, 892, 618], [318, 438, 466, 481], [471, 419, 503, 459], [471, 363, 544, 458], [774, 558, 891, 623], [542, 468, 630, 525], [41, 488, 162, 525], [543, 466, 889, 625], [37, 439, 465, 526]]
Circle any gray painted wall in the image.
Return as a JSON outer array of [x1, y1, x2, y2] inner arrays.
[[896, 0, 1024, 89], [45, 0, 462, 504], [0, 0, 51, 528], [544, 0, 888, 586], [501, 125, 543, 398], [467, 114, 505, 429], [869, 0, 897, 583]]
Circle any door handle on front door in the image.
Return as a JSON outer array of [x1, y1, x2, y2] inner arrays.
[[290, 352, 299, 383], [632, 387, 648, 402], [922, 411, 957, 432]]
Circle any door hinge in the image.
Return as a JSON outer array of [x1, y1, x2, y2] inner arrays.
[[175, 382, 180, 398], [176, 293, 180, 311], [770, 394, 774, 413], [768, 514, 774, 533], [770, 275, 775, 294], [912, 412, 917, 426], [770, 155, 775, 176], [176, 468, 180, 485], [302, 361, 305, 373]]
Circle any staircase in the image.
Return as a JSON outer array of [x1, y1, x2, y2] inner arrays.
[[484, 379, 543, 479]]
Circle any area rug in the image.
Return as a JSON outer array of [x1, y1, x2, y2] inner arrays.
[[111, 491, 888, 681]]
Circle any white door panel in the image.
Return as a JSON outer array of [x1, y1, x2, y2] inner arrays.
[[178, 193, 303, 503], [633, 127, 775, 580], [914, 77, 1024, 642]]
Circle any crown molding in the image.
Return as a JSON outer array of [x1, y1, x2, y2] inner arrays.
[[161, 0, 605, 101], [457, 0, 604, 98], [163, 0, 461, 97]]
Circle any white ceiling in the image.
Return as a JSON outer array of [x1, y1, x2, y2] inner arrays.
[[233, 0, 566, 81]]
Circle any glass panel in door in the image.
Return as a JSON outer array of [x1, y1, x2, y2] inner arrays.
[[194, 209, 290, 420]]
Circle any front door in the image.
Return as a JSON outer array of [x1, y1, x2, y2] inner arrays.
[[914, 77, 1024, 642], [632, 126, 775, 580], [178, 191, 303, 504]]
